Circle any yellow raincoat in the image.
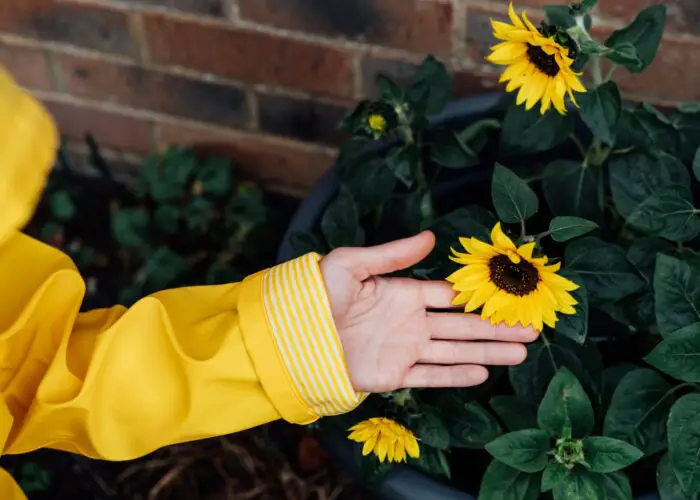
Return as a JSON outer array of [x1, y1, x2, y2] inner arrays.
[[0, 67, 361, 499]]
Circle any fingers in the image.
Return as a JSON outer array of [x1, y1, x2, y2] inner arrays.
[[402, 365, 489, 388], [419, 340, 527, 366], [330, 231, 436, 280], [427, 312, 538, 342], [420, 281, 460, 309]]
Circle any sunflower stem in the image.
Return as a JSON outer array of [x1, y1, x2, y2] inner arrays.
[[520, 219, 527, 241], [591, 55, 604, 87], [569, 134, 587, 159], [604, 63, 618, 82]]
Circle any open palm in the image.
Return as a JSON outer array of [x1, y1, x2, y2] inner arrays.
[[320, 232, 537, 393]]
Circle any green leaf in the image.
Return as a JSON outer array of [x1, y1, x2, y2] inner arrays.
[[490, 395, 538, 432], [549, 217, 598, 242], [407, 56, 452, 116], [321, 188, 365, 248], [430, 131, 479, 168], [627, 185, 700, 243], [491, 163, 538, 224], [658, 453, 695, 500], [646, 323, 700, 382], [627, 237, 674, 283], [610, 149, 690, 218], [500, 101, 573, 155], [485, 429, 551, 473], [581, 0, 597, 11], [565, 237, 645, 304], [555, 270, 589, 345], [414, 446, 451, 479], [510, 336, 603, 409], [593, 471, 633, 500], [541, 461, 569, 492], [184, 197, 216, 230], [602, 364, 637, 414], [577, 81, 622, 145], [49, 191, 76, 222], [538, 367, 594, 438], [163, 147, 197, 185], [386, 145, 418, 188], [581, 437, 643, 473], [144, 247, 186, 290], [343, 158, 397, 215], [542, 160, 602, 222], [605, 5, 666, 73], [111, 208, 150, 248], [607, 43, 644, 72], [457, 118, 501, 153], [654, 255, 700, 337], [417, 409, 450, 450], [196, 157, 233, 196], [553, 469, 602, 500], [694, 146, 700, 182], [668, 394, 700, 496], [478, 460, 540, 500], [603, 368, 674, 456], [154, 205, 180, 234], [377, 73, 404, 104], [544, 5, 576, 28], [448, 402, 503, 449], [289, 231, 327, 258]]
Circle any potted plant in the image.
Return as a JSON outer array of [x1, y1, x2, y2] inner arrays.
[[278, 1, 700, 498]]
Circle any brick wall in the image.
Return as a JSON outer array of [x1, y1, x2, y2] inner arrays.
[[0, 0, 695, 195]]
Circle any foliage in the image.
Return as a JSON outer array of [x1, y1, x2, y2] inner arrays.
[[30, 143, 284, 309], [291, 1, 700, 497]]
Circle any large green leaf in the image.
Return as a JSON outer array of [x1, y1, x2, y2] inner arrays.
[[510, 336, 603, 408], [694, 146, 700, 182], [111, 208, 150, 248], [154, 205, 180, 234], [658, 452, 695, 500], [196, 157, 232, 196], [605, 5, 666, 73], [646, 323, 700, 382], [417, 408, 450, 450], [500, 101, 573, 155], [320, 188, 365, 248], [485, 429, 551, 473], [553, 469, 602, 500], [478, 460, 540, 500], [627, 237, 674, 283], [581, 437, 643, 473], [431, 131, 479, 168], [413, 446, 451, 479], [610, 149, 690, 219], [542, 160, 602, 222], [343, 158, 397, 215], [577, 81, 622, 145], [593, 471, 633, 500], [627, 185, 700, 243], [549, 217, 598, 242], [603, 368, 674, 455], [448, 402, 503, 449], [554, 270, 588, 345], [386, 145, 418, 188], [565, 237, 645, 304], [491, 163, 539, 223], [538, 367, 594, 438], [144, 247, 186, 290], [654, 255, 700, 337], [541, 461, 569, 493], [184, 197, 216, 230], [668, 394, 700, 496], [490, 395, 538, 432], [49, 191, 76, 222], [407, 56, 452, 116]]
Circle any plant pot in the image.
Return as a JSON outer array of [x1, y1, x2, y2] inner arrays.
[[276, 94, 662, 500]]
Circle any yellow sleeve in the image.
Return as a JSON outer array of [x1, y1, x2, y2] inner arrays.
[[0, 232, 363, 461]]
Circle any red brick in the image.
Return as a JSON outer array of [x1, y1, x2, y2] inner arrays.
[[465, 6, 544, 63], [239, 0, 453, 54], [143, 14, 353, 98], [598, 0, 697, 35], [452, 69, 499, 99], [0, 44, 52, 90], [615, 37, 700, 103], [44, 99, 154, 153], [0, 0, 135, 56], [159, 122, 335, 192], [57, 55, 249, 128], [110, 0, 226, 17]]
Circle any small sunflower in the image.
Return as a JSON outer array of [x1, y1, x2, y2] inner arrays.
[[348, 418, 420, 463], [486, 3, 586, 115], [447, 223, 578, 331], [368, 113, 387, 134]]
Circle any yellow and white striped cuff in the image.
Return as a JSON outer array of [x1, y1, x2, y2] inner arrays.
[[262, 253, 363, 417]]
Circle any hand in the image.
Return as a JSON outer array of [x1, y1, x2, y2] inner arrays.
[[320, 231, 538, 393]]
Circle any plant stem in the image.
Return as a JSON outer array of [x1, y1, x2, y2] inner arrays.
[[540, 332, 558, 374], [520, 219, 527, 241], [570, 134, 587, 159], [604, 63, 618, 82], [591, 55, 604, 87]]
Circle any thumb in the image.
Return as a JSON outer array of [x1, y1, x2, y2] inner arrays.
[[335, 231, 436, 280]]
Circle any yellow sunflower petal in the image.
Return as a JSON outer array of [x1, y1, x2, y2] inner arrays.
[[508, 2, 525, 29], [464, 282, 498, 312], [487, 42, 528, 64], [464, 237, 499, 257], [362, 434, 379, 456], [542, 271, 579, 291], [517, 241, 537, 260], [521, 11, 539, 32], [376, 436, 389, 462], [405, 436, 420, 459], [525, 73, 547, 111], [540, 78, 554, 114], [452, 290, 473, 306], [491, 222, 517, 251]]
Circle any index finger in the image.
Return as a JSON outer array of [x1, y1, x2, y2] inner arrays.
[[427, 312, 539, 342]]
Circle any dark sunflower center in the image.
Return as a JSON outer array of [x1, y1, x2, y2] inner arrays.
[[488, 254, 540, 296], [526, 45, 560, 77]]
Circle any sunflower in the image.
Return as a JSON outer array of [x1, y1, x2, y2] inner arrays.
[[447, 223, 578, 331], [348, 418, 420, 463], [486, 3, 586, 115]]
